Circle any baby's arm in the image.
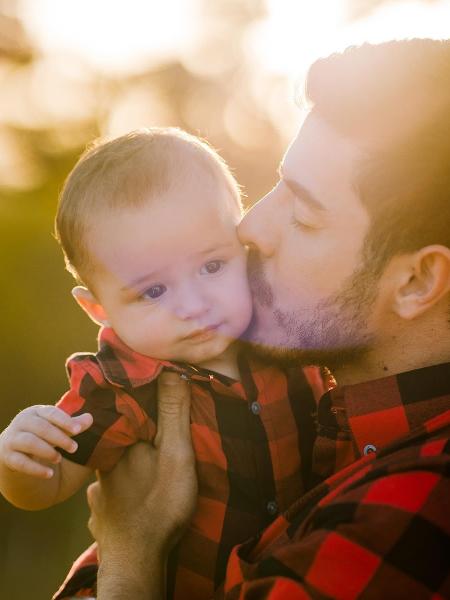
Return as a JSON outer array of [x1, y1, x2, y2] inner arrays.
[[0, 405, 93, 510]]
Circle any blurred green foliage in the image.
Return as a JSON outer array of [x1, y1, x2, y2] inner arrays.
[[0, 2, 285, 597], [0, 148, 98, 599]]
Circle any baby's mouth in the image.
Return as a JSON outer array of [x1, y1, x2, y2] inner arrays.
[[182, 324, 220, 342]]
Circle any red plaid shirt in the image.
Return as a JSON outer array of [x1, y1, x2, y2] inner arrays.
[[221, 362, 450, 600], [54, 327, 326, 600]]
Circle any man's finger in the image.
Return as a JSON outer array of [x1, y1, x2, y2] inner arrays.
[[155, 372, 191, 451], [86, 481, 100, 512], [117, 441, 154, 474]]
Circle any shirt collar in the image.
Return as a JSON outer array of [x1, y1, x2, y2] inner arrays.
[[96, 327, 235, 389], [318, 362, 450, 457], [97, 327, 188, 388]]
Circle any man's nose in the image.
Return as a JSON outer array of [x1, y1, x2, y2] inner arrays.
[[238, 191, 279, 258]]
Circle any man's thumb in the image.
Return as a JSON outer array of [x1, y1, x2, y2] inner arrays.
[[155, 371, 191, 448]]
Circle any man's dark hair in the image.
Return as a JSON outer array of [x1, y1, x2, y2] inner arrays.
[[305, 39, 450, 273]]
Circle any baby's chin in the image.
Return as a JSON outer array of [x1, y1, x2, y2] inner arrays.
[[175, 336, 234, 366]]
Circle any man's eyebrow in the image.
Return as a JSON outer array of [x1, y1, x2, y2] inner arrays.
[[277, 164, 326, 211]]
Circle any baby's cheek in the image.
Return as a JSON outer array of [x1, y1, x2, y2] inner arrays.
[[230, 270, 250, 300], [129, 323, 163, 356], [240, 266, 253, 306], [233, 277, 253, 330], [242, 287, 254, 326]]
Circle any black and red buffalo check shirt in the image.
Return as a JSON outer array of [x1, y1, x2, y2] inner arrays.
[[220, 362, 450, 600], [53, 327, 327, 600]]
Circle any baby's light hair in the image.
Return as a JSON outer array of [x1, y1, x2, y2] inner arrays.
[[55, 127, 242, 286]]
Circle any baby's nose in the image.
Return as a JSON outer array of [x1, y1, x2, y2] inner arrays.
[[173, 290, 209, 321]]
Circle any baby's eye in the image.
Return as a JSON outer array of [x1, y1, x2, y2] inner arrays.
[[142, 284, 167, 300], [201, 260, 224, 274]]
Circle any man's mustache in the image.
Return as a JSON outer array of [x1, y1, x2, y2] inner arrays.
[[247, 249, 273, 308]]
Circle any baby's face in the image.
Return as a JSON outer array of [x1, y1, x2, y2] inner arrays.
[[86, 176, 253, 366]]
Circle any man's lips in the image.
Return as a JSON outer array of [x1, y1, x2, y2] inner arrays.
[[182, 324, 221, 342]]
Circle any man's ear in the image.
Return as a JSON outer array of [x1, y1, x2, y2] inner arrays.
[[72, 286, 110, 327], [393, 245, 450, 320]]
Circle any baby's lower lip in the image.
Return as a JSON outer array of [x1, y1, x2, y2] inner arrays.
[[183, 325, 221, 342]]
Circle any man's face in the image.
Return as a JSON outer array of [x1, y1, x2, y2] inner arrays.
[[238, 114, 379, 368]]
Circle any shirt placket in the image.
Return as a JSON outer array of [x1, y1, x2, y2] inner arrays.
[[235, 361, 280, 526]]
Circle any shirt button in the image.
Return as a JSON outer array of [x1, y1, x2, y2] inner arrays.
[[363, 443, 377, 455], [266, 500, 278, 516], [250, 401, 261, 415]]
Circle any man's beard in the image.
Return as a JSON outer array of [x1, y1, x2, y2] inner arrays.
[[242, 249, 378, 371]]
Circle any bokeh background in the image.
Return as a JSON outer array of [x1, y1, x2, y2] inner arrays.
[[0, 0, 448, 597]]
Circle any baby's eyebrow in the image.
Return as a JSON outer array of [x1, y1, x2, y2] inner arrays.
[[120, 243, 236, 292], [196, 242, 234, 256], [120, 272, 158, 292]]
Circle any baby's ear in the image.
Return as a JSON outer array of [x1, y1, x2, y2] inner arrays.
[[71, 286, 110, 327]]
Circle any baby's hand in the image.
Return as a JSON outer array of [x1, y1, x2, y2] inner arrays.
[[0, 406, 93, 479]]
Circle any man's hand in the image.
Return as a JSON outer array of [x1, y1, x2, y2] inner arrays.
[[86, 372, 197, 600]]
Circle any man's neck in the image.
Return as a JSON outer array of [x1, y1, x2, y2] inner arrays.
[[333, 331, 450, 387]]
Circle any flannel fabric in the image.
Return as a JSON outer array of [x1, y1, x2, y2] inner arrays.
[[53, 327, 325, 600], [221, 362, 450, 600]]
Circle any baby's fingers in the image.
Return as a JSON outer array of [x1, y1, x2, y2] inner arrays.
[[34, 405, 91, 436], [9, 431, 62, 465], [4, 450, 54, 479], [71, 412, 93, 434], [27, 416, 79, 454]]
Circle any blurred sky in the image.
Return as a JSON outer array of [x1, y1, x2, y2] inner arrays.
[[18, 0, 450, 76], [0, 0, 449, 191]]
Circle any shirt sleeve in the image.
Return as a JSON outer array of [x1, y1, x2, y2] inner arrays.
[[222, 441, 450, 599], [56, 354, 157, 471]]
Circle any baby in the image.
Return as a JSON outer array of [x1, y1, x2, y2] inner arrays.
[[0, 128, 323, 600]]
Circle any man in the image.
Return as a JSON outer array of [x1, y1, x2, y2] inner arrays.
[[87, 39, 450, 599]]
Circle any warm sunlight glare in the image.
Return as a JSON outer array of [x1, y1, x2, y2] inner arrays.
[[247, 0, 450, 82], [18, 0, 193, 74], [18, 0, 450, 80]]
